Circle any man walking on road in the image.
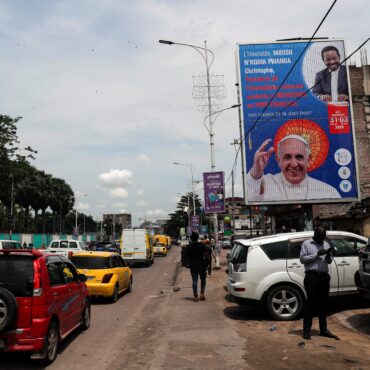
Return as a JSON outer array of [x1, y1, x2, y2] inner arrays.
[[186, 232, 207, 302], [300, 226, 339, 340], [201, 235, 216, 277]]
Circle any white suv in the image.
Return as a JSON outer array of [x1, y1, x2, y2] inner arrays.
[[44, 239, 87, 258], [227, 231, 367, 321]]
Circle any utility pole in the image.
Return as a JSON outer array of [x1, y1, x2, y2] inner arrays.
[[59, 201, 62, 235], [9, 175, 14, 240], [112, 214, 115, 240], [231, 169, 235, 232]]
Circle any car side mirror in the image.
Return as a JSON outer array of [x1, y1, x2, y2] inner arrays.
[[78, 274, 88, 283]]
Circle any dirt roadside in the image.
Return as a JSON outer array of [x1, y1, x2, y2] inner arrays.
[[219, 250, 370, 370], [110, 247, 370, 369]]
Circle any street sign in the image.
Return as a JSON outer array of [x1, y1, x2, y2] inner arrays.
[[73, 227, 79, 236]]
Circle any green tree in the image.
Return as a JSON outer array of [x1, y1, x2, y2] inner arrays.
[[163, 192, 203, 238]]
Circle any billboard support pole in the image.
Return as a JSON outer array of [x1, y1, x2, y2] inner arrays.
[[236, 83, 246, 202]]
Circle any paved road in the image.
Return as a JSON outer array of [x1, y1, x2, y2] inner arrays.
[[0, 247, 179, 369]]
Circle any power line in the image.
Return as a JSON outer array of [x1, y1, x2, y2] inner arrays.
[[225, 1, 338, 188], [245, 0, 338, 139], [244, 36, 370, 137]]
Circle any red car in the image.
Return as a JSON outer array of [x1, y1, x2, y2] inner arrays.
[[0, 249, 91, 364]]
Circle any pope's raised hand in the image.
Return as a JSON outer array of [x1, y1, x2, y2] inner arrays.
[[250, 139, 274, 180]]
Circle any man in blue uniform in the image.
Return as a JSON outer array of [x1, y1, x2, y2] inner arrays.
[[300, 226, 339, 340]]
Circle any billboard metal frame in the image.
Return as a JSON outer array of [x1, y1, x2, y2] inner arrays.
[[236, 38, 360, 205]]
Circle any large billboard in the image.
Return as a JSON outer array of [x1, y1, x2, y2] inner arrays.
[[237, 39, 359, 205], [203, 172, 225, 213]]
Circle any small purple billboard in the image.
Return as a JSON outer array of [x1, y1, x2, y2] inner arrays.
[[191, 215, 199, 232], [203, 172, 225, 213]]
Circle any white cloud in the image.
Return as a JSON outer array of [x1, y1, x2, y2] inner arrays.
[[109, 187, 128, 199], [99, 169, 133, 188], [147, 209, 167, 217], [137, 189, 145, 196], [75, 190, 88, 197], [136, 199, 150, 207], [171, 195, 181, 203], [137, 154, 152, 164], [76, 202, 90, 211], [112, 202, 127, 208]]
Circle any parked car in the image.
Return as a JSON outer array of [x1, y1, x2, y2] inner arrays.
[[227, 231, 368, 321], [70, 251, 132, 302], [355, 237, 370, 298], [0, 249, 90, 364], [0, 240, 23, 250], [94, 240, 120, 253], [44, 239, 87, 258]]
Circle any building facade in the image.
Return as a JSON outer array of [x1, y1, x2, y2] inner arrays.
[[313, 64, 370, 237], [103, 213, 132, 229]]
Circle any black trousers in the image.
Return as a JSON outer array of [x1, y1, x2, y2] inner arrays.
[[190, 268, 206, 296], [303, 270, 330, 334]]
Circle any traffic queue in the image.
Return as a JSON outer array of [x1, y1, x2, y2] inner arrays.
[[0, 229, 173, 365]]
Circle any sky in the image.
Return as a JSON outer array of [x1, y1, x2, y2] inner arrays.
[[1, 0, 369, 226]]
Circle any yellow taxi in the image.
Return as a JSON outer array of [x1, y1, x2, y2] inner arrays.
[[153, 241, 168, 257], [70, 251, 132, 302]]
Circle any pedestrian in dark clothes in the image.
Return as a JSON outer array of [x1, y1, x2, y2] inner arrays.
[[300, 226, 339, 340], [186, 232, 207, 302], [202, 235, 216, 277]]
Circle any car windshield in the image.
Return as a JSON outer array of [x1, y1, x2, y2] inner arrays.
[[0, 255, 34, 297], [70, 256, 111, 269], [97, 242, 113, 247]]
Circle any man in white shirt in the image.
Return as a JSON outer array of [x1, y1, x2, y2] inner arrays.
[[246, 135, 341, 201], [312, 45, 349, 103]]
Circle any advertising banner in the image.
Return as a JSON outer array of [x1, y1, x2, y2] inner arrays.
[[237, 39, 358, 205], [191, 215, 199, 232], [203, 172, 225, 213]]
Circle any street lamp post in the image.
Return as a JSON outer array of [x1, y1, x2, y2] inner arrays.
[[173, 162, 196, 216], [160, 39, 216, 242], [160, 39, 239, 266], [203, 104, 240, 265], [59, 201, 62, 235], [159, 39, 215, 169], [9, 174, 14, 240]]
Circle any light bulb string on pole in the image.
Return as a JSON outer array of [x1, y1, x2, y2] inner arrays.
[[203, 104, 241, 133], [160, 38, 219, 262]]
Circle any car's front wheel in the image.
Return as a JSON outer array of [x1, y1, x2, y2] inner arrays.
[[266, 285, 303, 321]]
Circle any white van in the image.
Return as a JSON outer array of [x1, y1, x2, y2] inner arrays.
[[121, 229, 154, 266]]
